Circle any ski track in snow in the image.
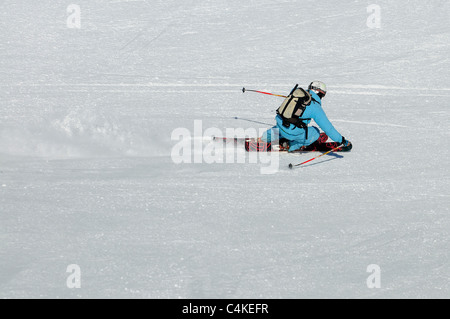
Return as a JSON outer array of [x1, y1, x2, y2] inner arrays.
[[330, 120, 409, 128]]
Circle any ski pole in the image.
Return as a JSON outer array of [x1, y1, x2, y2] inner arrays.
[[242, 87, 287, 98], [288, 145, 343, 169], [234, 117, 273, 126]]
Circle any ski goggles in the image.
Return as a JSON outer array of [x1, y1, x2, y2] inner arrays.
[[312, 87, 326, 97]]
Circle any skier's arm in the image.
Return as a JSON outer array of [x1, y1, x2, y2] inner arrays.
[[312, 105, 343, 143]]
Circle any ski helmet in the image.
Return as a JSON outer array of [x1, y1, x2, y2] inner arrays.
[[308, 81, 327, 99]]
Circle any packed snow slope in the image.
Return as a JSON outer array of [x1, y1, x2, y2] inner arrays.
[[0, 0, 449, 298]]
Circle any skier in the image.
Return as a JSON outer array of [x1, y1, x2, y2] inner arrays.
[[260, 81, 352, 152]]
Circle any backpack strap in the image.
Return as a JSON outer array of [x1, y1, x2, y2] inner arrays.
[[286, 118, 311, 140]]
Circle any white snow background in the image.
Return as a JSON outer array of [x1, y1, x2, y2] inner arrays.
[[0, 0, 449, 298]]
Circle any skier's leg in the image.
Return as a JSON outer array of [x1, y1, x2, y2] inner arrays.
[[260, 126, 278, 143], [300, 132, 328, 151], [304, 127, 321, 145], [288, 127, 320, 152]]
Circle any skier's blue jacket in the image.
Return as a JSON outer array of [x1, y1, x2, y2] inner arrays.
[[262, 90, 343, 151]]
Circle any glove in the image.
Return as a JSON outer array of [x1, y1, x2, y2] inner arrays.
[[341, 136, 351, 146]]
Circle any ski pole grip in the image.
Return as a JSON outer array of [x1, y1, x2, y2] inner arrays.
[[289, 84, 299, 96]]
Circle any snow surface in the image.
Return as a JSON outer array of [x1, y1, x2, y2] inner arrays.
[[0, 0, 449, 298]]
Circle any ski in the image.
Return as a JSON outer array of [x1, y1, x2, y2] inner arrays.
[[245, 139, 352, 153], [212, 136, 353, 153], [212, 136, 248, 142]]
